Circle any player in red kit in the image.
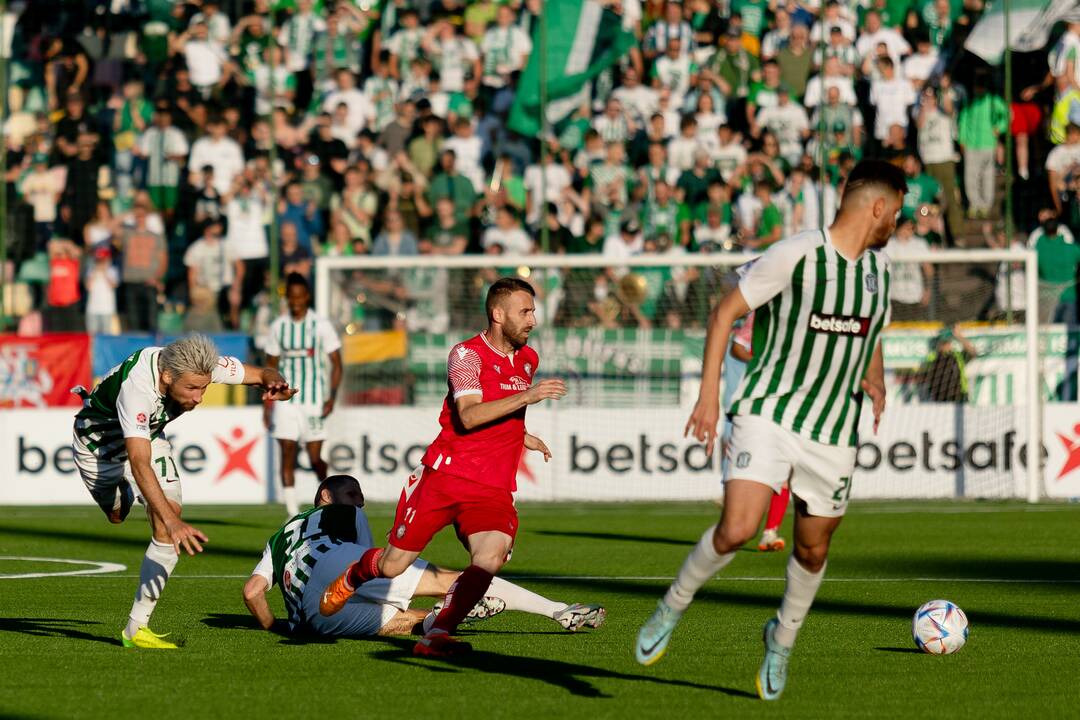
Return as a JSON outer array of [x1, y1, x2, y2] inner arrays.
[[319, 277, 569, 657]]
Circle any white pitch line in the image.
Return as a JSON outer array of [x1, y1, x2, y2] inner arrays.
[[24, 573, 1080, 585], [0, 556, 127, 579]]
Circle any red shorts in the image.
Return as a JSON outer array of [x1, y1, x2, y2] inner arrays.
[[388, 465, 518, 553], [1010, 102, 1042, 135]]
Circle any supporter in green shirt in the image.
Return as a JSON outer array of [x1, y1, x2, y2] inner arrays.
[[901, 154, 942, 219], [708, 29, 761, 100], [1032, 210, 1080, 310]]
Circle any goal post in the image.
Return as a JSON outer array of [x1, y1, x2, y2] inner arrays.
[[314, 248, 1044, 503]]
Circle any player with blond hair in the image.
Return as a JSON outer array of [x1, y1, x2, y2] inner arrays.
[[72, 333, 296, 648]]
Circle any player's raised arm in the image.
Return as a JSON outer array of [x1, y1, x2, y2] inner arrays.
[[455, 379, 566, 430], [237, 363, 298, 401], [685, 287, 751, 454]]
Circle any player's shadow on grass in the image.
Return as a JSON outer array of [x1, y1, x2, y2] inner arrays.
[[369, 637, 758, 700], [0, 524, 260, 561], [0, 618, 120, 646], [505, 573, 1080, 636], [532, 530, 694, 547]]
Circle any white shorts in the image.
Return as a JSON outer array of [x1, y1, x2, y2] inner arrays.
[[725, 414, 857, 518], [72, 433, 182, 517], [272, 402, 327, 443], [304, 559, 429, 637]]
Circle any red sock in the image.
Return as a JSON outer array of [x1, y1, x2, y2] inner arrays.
[[346, 547, 384, 588], [765, 487, 790, 532], [430, 565, 494, 635]]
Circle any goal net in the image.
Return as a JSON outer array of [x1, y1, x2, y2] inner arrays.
[[313, 249, 1042, 503]]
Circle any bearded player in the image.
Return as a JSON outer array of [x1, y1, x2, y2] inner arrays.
[[72, 334, 295, 648], [320, 277, 568, 657], [635, 160, 904, 699], [244, 474, 604, 637]]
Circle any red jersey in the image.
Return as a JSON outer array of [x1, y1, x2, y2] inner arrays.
[[421, 332, 539, 492]]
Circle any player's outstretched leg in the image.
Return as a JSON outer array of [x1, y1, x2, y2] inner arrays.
[[755, 510, 837, 700], [320, 547, 385, 616], [637, 480, 770, 666], [122, 538, 180, 649]]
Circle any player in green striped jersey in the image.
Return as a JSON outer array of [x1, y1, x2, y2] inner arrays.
[[243, 475, 605, 636], [71, 334, 296, 649], [636, 160, 906, 700], [264, 273, 343, 517]]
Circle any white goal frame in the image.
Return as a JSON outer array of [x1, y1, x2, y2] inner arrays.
[[316, 248, 1042, 502]]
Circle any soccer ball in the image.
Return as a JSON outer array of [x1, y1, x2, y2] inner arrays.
[[912, 599, 969, 655]]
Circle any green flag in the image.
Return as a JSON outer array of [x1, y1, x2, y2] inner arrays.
[[508, 0, 637, 137]]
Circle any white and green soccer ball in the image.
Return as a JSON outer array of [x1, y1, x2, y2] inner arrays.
[[913, 599, 969, 655]]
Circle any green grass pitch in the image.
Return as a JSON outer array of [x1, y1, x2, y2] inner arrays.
[[1, 501, 1079, 719]]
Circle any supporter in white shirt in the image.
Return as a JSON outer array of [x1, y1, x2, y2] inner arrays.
[[182, 21, 229, 90], [885, 219, 934, 312], [902, 36, 940, 91], [667, 116, 707, 172], [321, 69, 375, 135], [810, 1, 856, 43], [803, 56, 858, 106], [189, 2, 231, 47], [422, 20, 480, 94], [602, 219, 644, 277], [611, 66, 660, 128], [442, 118, 485, 192], [755, 89, 810, 165], [711, 125, 748, 183], [652, 38, 696, 109], [869, 57, 916, 140], [855, 11, 912, 62], [188, 117, 245, 194], [524, 156, 572, 226], [480, 5, 532, 89], [482, 207, 534, 255]]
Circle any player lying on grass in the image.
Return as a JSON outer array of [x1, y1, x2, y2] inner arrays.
[[243, 475, 605, 637], [72, 334, 296, 649], [319, 277, 568, 658], [636, 159, 903, 700]]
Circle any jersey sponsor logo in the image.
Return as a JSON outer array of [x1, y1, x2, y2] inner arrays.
[[217, 357, 240, 377], [735, 451, 752, 469], [499, 376, 530, 392], [808, 312, 871, 337], [136, 413, 147, 424], [865, 273, 878, 294], [284, 569, 292, 590]]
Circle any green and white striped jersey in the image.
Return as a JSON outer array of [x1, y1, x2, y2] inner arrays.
[[729, 229, 891, 447], [265, 310, 342, 408], [72, 348, 245, 462], [252, 505, 374, 630]]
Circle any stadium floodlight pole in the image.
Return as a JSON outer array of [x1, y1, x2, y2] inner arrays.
[[0, 0, 7, 330], [268, 14, 280, 309], [538, 0, 550, 254], [816, 20, 825, 231], [1003, 0, 1015, 324], [1024, 246, 1041, 503]]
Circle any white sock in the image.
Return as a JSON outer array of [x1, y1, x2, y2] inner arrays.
[[282, 486, 299, 516], [663, 524, 735, 612], [125, 539, 179, 638], [486, 576, 567, 618], [774, 554, 827, 648]]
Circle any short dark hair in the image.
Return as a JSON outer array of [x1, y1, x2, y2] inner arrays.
[[841, 160, 907, 203], [485, 277, 535, 322], [286, 272, 309, 291], [314, 475, 362, 507]]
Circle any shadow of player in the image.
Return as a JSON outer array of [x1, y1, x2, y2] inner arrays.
[[199, 613, 339, 645], [368, 637, 758, 700], [0, 617, 120, 646]]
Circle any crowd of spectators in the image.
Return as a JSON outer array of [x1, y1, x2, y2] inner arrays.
[[1, 0, 1078, 335]]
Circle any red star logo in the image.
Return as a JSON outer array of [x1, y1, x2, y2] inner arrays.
[[517, 447, 537, 485], [1055, 423, 1080, 481], [216, 426, 259, 483]]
